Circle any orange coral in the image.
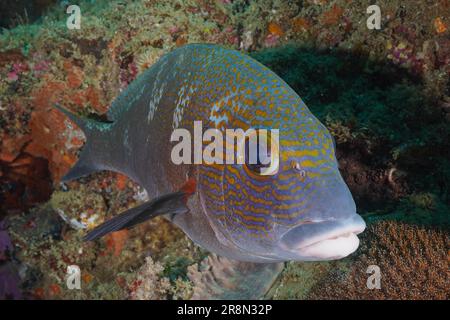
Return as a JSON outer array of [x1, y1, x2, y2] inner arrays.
[[63, 61, 84, 89], [22, 59, 108, 181], [175, 35, 188, 47], [85, 86, 107, 113], [268, 22, 284, 36], [292, 17, 310, 33], [82, 272, 93, 284], [31, 78, 65, 111], [319, 4, 344, 26], [0, 134, 31, 162], [105, 229, 129, 257], [116, 174, 128, 190], [48, 284, 61, 296], [25, 104, 76, 181], [434, 17, 447, 34]]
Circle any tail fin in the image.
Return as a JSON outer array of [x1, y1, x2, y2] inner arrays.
[[55, 104, 114, 182]]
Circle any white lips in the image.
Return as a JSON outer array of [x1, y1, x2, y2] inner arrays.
[[298, 232, 360, 259], [279, 215, 366, 261]]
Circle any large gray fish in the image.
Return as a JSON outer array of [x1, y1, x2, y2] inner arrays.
[[57, 44, 365, 298]]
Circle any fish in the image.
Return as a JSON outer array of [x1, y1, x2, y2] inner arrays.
[[56, 44, 365, 274]]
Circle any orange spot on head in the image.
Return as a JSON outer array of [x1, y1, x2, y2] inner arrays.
[[181, 177, 197, 195]]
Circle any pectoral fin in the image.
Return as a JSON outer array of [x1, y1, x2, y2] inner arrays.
[[83, 191, 189, 241]]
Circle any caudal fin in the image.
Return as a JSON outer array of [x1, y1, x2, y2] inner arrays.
[[55, 104, 114, 182]]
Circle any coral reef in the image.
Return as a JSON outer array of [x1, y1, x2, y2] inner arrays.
[[265, 260, 337, 299], [5, 169, 206, 299], [0, 0, 448, 299], [307, 221, 449, 300], [50, 185, 107, 230], [0, 0, 238, 190], [6, 201, 195, 299], [128, 257, 171, 300], [187, 255, 283, 299], [266, 220, 448, 300]]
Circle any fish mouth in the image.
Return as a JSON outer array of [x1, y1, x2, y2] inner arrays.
[[279, 215, 366, 260]]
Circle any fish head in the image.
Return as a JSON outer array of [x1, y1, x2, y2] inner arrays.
[[197, 115, 365, 262]]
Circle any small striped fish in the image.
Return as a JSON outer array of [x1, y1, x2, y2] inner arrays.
[[57, 44, 365, 263]]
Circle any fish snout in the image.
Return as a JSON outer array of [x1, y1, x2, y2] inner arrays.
[[279, 215, 366, 261]]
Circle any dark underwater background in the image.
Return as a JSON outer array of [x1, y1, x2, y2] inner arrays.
[[0, 0, 448, 299]]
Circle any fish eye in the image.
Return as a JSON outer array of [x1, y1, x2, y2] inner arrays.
[[242, 130, 279, 177]]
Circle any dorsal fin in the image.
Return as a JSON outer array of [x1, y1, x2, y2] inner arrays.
[[55, 104, 114, 182]]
